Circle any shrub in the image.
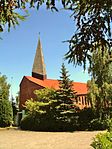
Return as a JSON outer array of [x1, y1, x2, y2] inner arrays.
[[89, 118, 108, 131], [91, 131, 112, 149], [106, 118, 112, 132], [20, 114, 43, 131], [20, 87, 78, 132], [20, 112, 78, 132], [77, 108, 95, 130], [0, 99, 13, 127]]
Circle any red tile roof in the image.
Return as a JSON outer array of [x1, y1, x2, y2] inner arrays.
[[25, 76, 87, 95]]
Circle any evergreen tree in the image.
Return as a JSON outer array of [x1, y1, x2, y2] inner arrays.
[[0, 99, 13, 127], [58, 63, 76, 104], [0, 74, 10, 100], [21, 64, 78, 131], [0, 74, 13, 127], [56, 63, 77, 127]]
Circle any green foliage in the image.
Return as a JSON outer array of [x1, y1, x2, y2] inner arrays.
[[21, 65, 78, 131], [21, 62, 112, 131], [34, 87, 57, 102], [21, 86, 78, 131], [0, 99, 13, 127], [0, 74, 10, 100], [89, 119, 108, 131], [88, 80, 112, 110], [88, 48, 112, 86], [91, 132, 112, 149], [0, 74, 13, 127], [56, 63, 78, 127], [106, 118, 112, 132], [0, 0, 26, 32], [0, 1, 111, 68], [87, 48, 112, 119], [20, 113, 68, 131], [21, 88, 60, 131], [77, 108, 95, 130], [25, 88, 58, 115], [58, 63, 76, 99], [22, 1, 112, 68], [58, 63, 76, 105]]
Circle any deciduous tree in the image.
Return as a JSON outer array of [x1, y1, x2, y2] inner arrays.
[[87, 48, 112, 118]]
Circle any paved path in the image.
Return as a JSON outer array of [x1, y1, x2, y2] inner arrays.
[[0, 129, 103, 149]]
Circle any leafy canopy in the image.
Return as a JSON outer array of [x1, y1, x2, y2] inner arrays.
[[25, 88, 58, 115], [0, 0, 112, 68], [22, 64, 77, 131], [87, 48, 112, 118]]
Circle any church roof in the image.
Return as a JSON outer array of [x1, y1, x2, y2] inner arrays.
[[25, 76, 87, 95]]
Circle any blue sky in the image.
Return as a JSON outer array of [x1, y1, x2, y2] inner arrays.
[[0, 6, 90, 98]]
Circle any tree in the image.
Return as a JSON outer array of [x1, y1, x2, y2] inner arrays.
[[56, 63, 78, 127], [57, 63, 76, 109], [87, 48, 112, 119], [21, 88, 59, 131], [21, 64, 78, 131], [0, 0, 25, 32], [0, 74, 10, 100], [0, 0, 112, 68], [88, 48, 112, 86], [0, 74, 13, 127], [0, 99, 13, 127]]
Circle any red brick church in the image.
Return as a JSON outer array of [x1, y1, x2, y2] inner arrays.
[[19, 38, 90, 110]]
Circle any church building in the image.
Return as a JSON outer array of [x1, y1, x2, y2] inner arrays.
[[19, 38, 90, 110]]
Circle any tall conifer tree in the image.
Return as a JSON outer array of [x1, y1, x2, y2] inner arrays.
[[58, 63, 76, 103], [0, 74, 13, 127], [57, 63, 77, 123]]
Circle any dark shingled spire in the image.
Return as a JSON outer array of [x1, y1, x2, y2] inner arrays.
[[32, 37, 47, 80]]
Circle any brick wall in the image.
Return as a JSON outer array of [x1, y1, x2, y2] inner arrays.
[[19, 77, 44, 110]]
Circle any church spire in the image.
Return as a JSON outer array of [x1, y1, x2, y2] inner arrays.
[[32, 37, 47, 80]]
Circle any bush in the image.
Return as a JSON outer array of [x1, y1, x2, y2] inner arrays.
[[20, 112, 77, 132], [77, 108, 95, 130], [0, 99, 13, 127], [20, 87, 78, 132], [91, 131, 112, 149], [20, 111, 59, 131], [75, 108, 111, 131], [106, 118, 112, 132], [20, 114, 38, 131], [89, 119, 108, 131]]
